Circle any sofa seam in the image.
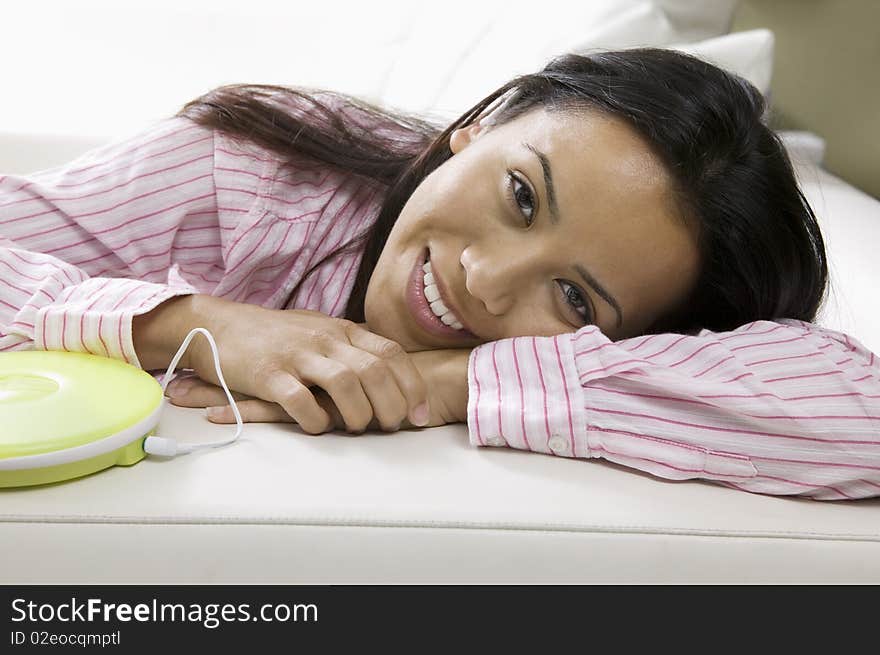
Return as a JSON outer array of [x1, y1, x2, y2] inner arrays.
[[1, 515, 879, 543]]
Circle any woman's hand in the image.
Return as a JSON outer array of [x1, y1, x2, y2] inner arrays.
[[179, 297, 433, 434], [166, 346, 472, 433]]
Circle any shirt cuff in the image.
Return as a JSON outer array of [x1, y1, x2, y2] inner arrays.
[[33, 277, 198, 369], [466, 333, 589, 458]]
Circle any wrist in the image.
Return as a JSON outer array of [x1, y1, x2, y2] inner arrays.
[[182, 294, 239, 371], [444, 348, 471, 424], [133, 293, 203, 370]]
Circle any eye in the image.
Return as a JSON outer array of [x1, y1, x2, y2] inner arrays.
[[505, 169, 594, 326], [505, 169, 536, 225], [557, 280, 593, 326]]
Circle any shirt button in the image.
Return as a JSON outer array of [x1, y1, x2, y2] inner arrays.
[[487, 436, 505, 447], [548, 435, 569, 453]]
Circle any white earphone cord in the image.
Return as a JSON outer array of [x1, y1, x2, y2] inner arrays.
[[142, 327, 243, 457]]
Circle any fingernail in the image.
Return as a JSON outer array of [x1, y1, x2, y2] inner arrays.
[[411, 402, 429, 426], [168, 380, 191, 399], [205, 406, 223, 418]]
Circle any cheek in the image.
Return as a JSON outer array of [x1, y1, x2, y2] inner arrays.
[[501, 313, 575, 341], [394, 177, 447, 235], [428, 159, 493, 219], [500, 286, 574, 339]]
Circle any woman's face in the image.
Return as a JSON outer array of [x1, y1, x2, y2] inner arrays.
[[364, 106, 700, 352]]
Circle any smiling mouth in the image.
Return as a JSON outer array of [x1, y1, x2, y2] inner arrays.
[[407, 247, 477, 342], [422, 261, 466, 329]]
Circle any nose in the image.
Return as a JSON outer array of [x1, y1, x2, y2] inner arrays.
[[460, 241, 540, 316]]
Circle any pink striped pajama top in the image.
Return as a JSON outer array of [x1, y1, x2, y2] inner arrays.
[[2, 111, 879, 501]]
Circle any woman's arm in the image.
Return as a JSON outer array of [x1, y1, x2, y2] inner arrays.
[[0, 117, 215, 363], [166, 344, 471, 431], [466, 319, 880, 500], [160, 316, 880, 499]]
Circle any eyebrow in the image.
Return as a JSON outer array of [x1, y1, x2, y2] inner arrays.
[[522, 141, 624, 329]]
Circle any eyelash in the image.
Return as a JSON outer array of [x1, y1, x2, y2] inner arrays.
[[505, 169, 593, 326]]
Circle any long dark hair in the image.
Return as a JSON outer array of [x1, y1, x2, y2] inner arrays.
[[176, 48, 828, 337]]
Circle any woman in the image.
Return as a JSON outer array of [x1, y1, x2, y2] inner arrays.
[[2, 49, 878, 500]]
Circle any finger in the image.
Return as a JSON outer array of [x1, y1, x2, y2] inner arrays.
[[203, 381, 349, 433], [292, 350, 375, 433], [164, 373, 199, 397], [345, 324, 429, 427], [166, 377, 251, 408], [262, 369, 335, 435], [205, 399, 294, 424], [322, 338, 409, 432]]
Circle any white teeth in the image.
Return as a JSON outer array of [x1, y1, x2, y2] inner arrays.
[[423, 282, 441, 303], [422, 260, 464, 330]]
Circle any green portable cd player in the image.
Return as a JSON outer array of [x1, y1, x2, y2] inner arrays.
[[0, 350, 164, 488]]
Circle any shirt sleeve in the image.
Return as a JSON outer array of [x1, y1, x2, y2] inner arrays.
[[467, 319, 880, 501], [0, 116, 214, 369]]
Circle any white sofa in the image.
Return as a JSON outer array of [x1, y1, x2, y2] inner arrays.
[[2, 0, 879, 583], [2, 156, 879, 584]]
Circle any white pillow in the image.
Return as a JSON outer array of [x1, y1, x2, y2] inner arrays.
[[378, 0, 742, 119]]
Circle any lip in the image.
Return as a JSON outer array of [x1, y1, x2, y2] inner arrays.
[[406, 247, 477, 342]]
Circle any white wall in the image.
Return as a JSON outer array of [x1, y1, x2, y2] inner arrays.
[[0, 0, 415, 140], [0, 0, 744, 173]]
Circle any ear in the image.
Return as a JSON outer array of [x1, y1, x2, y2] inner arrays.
[[449, 119, 490, 155]]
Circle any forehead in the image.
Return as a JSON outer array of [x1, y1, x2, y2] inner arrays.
[[509, 106, 673, 206], [497, 107, 700, 335]]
